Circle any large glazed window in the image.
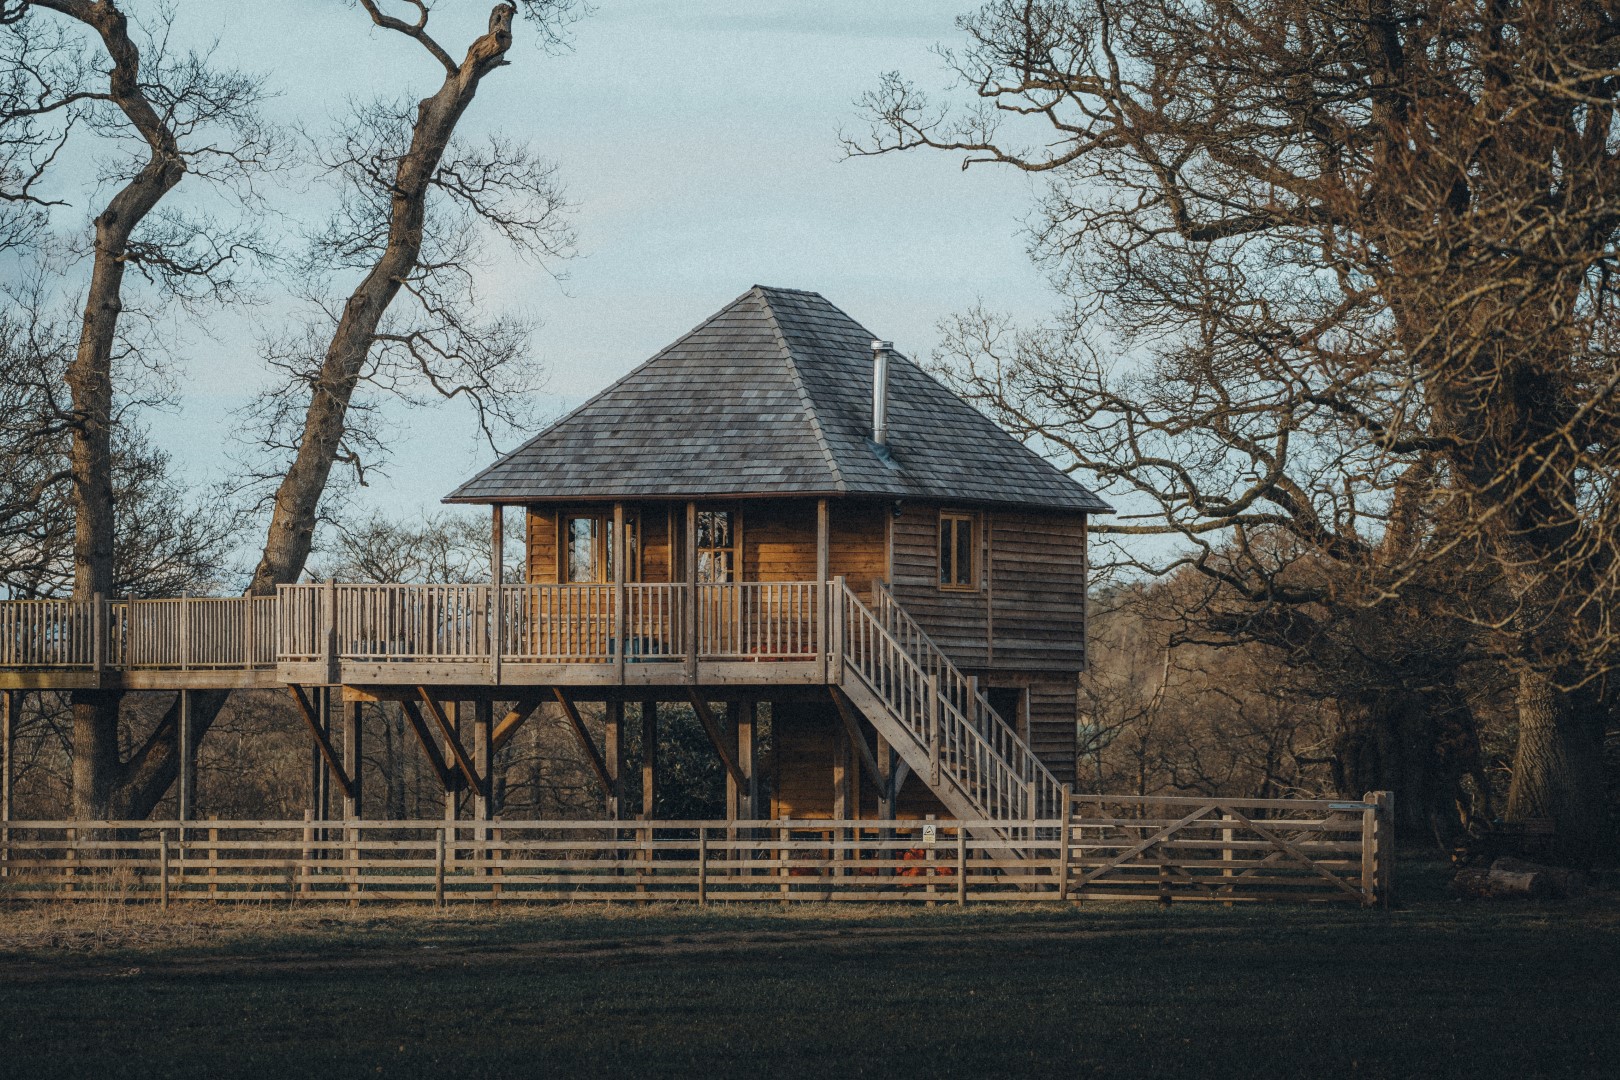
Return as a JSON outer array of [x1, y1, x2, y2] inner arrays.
[[939, 511, 976, 590], [696, 509, 736, 583], [560, 513, 639, 583]]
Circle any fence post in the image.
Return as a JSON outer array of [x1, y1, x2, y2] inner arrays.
[[243, 596, 255, 669], [1058, 784, 1073, 902], [301, 809, 314, 898], [956, 827, 967, 906], [434, 824, 447, 908], [778, 814, 790, 906], [697, 828, 708, 906], [208, 817, 219, 900], [491, 820, 503, 907], [159, 829, 170, 910], [1367, 790, 1394, 909]]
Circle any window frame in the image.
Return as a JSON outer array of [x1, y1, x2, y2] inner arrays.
[[694, 505, 741, 584], [556, 509, 640, 584], [938, 510, 978, 592]]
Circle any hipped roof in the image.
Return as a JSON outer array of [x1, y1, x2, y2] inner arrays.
[[445, 286, 1111, 513]]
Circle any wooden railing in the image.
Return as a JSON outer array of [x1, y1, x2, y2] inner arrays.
[[0, 797, 1391, 906], [0, 599, 98, 667], [697, 582, 820, 660], [836, 582, 1065, 822], [871, 582, 1065, 817]]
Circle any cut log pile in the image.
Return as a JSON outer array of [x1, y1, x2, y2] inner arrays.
[[1452, 857, 1587, 900]]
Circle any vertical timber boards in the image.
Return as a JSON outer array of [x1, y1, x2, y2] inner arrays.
[[769, 700, 943, 820], [987, 510, 1089, 670], [829, 499, 887, 598]]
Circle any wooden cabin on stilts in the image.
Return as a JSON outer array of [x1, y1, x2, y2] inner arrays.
[[0, 285, 1136, 894]]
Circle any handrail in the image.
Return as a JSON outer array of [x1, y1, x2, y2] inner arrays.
[[834, 582, 1064, 820], [853, 582, 1065, 818]]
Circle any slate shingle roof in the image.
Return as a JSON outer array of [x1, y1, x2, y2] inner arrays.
[[445, 286, 1112, 513]]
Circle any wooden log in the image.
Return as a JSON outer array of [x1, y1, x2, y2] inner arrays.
[[1452, 865, 1552, 900]]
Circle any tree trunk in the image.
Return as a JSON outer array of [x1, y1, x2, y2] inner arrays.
[[79, 5, 521, 821], [1505, 667, 1610, 865], [38, 1, 188, 819]]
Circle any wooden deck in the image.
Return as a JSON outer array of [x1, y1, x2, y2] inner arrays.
[[0, 582, 830, 691]]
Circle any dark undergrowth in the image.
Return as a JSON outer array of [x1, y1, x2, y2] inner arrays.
[[1, 859, 1615, 1079]]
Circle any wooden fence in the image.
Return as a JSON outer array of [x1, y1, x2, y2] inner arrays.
[[0, 795, 1391, 907]]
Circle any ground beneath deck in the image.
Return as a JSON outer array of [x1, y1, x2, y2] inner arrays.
[[2, 862, 1616, 1079]]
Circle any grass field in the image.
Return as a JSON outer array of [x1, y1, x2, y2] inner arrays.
[[1, 860, 1615, 1079]]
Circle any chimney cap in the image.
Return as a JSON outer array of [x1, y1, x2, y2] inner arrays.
[[871, 340, 894, 352]]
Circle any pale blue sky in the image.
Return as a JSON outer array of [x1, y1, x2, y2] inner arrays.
[[36, 2, 1060, 540]]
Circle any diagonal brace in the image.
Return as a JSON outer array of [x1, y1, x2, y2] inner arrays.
[[553, 689, 613, 795], [399, 699, 457, 792], [288, 685, 355, 802], [686, 691, 745, 789], [416, 688, 486, 800]]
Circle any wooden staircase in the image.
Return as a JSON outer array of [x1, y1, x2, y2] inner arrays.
[[831, 581, 1065, 826]]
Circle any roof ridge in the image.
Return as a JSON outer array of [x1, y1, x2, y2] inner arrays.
[[446, 287, 766, 499], [758, 289, 847, 493]]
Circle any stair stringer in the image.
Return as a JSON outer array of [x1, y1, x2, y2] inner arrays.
[[837, 673, 1033, 869]]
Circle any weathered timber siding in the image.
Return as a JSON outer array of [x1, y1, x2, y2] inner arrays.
[[890, 502, 1088, 672], [988, 509, 1088, 671], [829, 499, 887, 598], [742, 500, 816, 581], [526, 507, 558, 584], [890, 502, 990, 667], [770, 700, 944, 819], [639, 504, 674, 583]]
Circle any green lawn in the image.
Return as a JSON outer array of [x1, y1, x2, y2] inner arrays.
[[2, 862, 1615, 1079]]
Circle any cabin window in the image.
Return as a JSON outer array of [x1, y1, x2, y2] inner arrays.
[[696, 509, 736, 583], [938, 511, 976, 590], [560, 512, 640, 583]]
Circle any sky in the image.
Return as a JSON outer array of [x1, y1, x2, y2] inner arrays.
[[27, 2, 1064, 540]]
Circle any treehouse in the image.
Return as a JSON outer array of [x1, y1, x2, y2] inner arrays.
[[0, 286, 1110, 829]]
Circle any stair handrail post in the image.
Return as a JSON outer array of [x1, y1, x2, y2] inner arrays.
[[927, 672, 941, 787], [830, 576, 847, 684]]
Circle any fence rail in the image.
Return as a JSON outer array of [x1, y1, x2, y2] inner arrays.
[[0, 797, 1391, 906]]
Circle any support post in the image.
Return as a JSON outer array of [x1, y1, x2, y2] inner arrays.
[[1058, 783, 1073, 901], [474, 699, 493, 821], [957, 827, 967, 906], [613, 501, 625, 684], [816, 498, 830, 675], [641, 700, 658, 819], [0, 692, 12, 879], [444, 701, 462, 825], [343, 700, 362, 820], [605, 700, 624, 820], [737, 699, 757, 819], [491, 505, 504, 686], [159, 829, 170, 910], [832, 711, 849, 876], [177, 690, 195, 825], [685, 502, 698, 681]]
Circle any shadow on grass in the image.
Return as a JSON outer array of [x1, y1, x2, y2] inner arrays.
[[2, 858, 1615, 1079]]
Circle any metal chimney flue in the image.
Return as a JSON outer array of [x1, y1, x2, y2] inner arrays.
[[870, 340, 893, 447]]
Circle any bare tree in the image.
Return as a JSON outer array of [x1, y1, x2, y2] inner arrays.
[[1, 1, 272, 816], [247, 1, 576, 594], [856, 0, 1620, 860]]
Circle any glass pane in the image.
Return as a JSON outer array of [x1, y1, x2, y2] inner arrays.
[[566, 517, 599, 582], [939, 521, 953, 585], [955, 518, 973, 586]]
